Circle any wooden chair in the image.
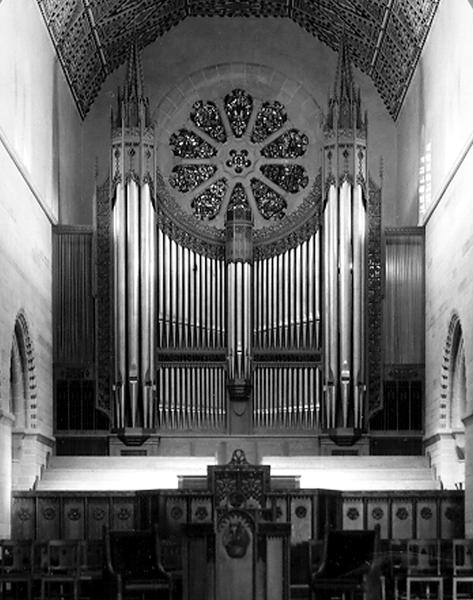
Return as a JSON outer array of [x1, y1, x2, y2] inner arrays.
[[390, 540, 409, 600], [79, 540, 104, 599], [0, 539, 33, 600], [403, 540, 443, 600], [310, 527, 382, 600], [452, 539, 473, 600], [34, 540, 80, 600], [103, 526, 173, 600]]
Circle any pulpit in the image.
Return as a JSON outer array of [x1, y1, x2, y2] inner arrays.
[[181, 450, 291, 600]]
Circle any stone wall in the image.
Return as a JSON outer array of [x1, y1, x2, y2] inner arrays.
[[397, 0, 473, 510], [0, 0, 81, 536]]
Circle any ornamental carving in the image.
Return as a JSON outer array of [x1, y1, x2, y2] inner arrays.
[[367, 180, 383, 417], [218, 511, 253, 560], [16, 508, 32, 522], [116, 507, 131, 521], [420, 507, 433, 520], [371, 507, 384, 521], [168, 89, 310, 222], [211, 450, 270, 509], [346, 507, 360, 521], [396, 507, 409, 521], [194, 506, 210, 521], [295, 505, 308, 519], [67, 508, 81, 521], [95, 179, 112, 416], [37, 1, 439, 120], [92, 508, 106, 521], [42, 507, 57, 521], [170, 505, 184, 521]]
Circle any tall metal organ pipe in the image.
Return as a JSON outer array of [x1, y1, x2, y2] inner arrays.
[[225, 183, 254, 407], [110, 45, 156, 430], [322, 41, 368, 430]]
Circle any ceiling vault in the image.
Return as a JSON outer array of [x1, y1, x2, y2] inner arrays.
[[36, 0, 440, 120]]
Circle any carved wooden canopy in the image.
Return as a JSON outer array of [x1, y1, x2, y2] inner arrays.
[[37, 0, 439, 120]]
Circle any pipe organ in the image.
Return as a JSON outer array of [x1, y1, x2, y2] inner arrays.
[[225, 184, 254, 398], [253, 234, 321, 350], [321, 42, 368, 430], [157, 230, 226, 350], [101, 44, 378, 441], [111, 46, 157, 430]]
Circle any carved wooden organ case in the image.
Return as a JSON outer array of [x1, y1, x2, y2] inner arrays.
[[95, 47, 382, 437]]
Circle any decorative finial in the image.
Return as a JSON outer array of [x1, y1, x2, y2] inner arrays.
[[112, 41, 150, 129]]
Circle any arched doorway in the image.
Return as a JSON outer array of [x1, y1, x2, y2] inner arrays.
[[442, 314, 468, 489], [9, 312, 36, 490], [449, 320, 467, 433]]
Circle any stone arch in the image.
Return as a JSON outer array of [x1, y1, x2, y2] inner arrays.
[[440, 313, 468, 430], [9, 311, 36, 430]]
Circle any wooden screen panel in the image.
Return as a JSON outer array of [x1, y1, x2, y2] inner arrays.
[[416, 500, 438, 539], [440, 499, 464, 539], [87, 498, 110, 539], [290, 496, 313, 543], [11, 496, 35, 540], [37, 497, 61, 540], [391, 501, 414, 539], [62, 498, 85, 539], [342, 500, 364, 530], [190, 497, 212, 524], [166, 496, 188, 537], [367, 500, 389, 539], [111, 498, 136, 531]]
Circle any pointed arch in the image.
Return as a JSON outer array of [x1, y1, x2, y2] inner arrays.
[[441, 313, 468, 430], [9, 311, 36, 429]]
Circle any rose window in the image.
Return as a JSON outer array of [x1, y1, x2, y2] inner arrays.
[[168, 89, 309, 222]]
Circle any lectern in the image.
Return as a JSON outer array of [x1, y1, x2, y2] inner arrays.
[[181, 450, 291, 600]]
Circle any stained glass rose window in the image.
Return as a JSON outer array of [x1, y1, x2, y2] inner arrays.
[[168, 89, 309, 222]]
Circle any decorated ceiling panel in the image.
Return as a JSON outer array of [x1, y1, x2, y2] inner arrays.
[[37, 0, 439, 119]]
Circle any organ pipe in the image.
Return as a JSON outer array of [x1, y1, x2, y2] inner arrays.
[[156, 227, 225, 351], [253, 233, 320, 351], [110, 45, 156, 430], [225, 184, 254, 403], [321, 39, 368, 430]]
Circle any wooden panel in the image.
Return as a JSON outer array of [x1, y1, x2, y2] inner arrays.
[[37, 497, 61, 540], [416, 500, 438, 539], [272, 495, 288, 524], [190, 497, 212, 524], [62, 498, 85, 539], [342, 499, 364, 530], [166, 496, 188, 537], [11, 496, 35, 540], [290, 496, 312, 543], [183, 535, 211, 600], [87, 498, 110, 539], [110, 498, 135, 531], [391, 500, 414, 539], [266, 537, 285, 600], [384, 229, 424, 364], [366, 499, 389, 539], [440, 498, 464, 539]]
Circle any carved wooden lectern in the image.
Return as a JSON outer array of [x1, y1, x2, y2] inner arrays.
[[181, 450, 291, 600]]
